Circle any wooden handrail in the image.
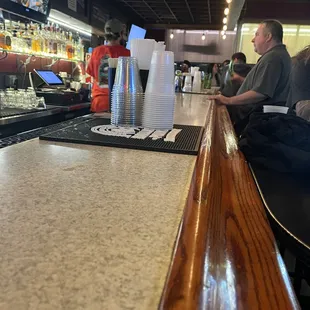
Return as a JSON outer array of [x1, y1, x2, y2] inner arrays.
[[159, 102, 300, 309]]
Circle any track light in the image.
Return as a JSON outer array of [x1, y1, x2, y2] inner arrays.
[[202, 33, 206, 40], [224, 8, 229, 15], [223, 17, 227, 24], [170, 32, 174, 39]]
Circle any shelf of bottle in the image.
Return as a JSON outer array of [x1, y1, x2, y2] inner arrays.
[[0, 48, 84, 63]]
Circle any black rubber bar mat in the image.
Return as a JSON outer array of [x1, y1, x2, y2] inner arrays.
[[40, 117, 204, 155], [0, 107, 50, 118]]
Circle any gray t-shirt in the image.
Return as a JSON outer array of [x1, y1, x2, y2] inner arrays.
[[237, 44, 291, 104], [232, 44, 291, 123]]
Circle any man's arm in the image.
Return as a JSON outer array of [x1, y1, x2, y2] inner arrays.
[[209, 90, 267, 106]]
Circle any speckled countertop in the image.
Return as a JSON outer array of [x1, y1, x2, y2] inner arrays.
[[0, 94, 211, 310]]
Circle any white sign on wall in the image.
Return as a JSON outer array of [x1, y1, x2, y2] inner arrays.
[[68, 0, 77, 12]]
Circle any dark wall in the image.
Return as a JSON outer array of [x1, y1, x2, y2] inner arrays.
[[145, 29, 166, 42], [242, 1, 310, 24], [52, 0, 88, 23]]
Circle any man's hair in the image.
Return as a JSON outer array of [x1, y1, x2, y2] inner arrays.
[[183, 60, 191, 67], [231, 52, 246, 64], [104, 33, 121, 41], [261, 19, 283, 43]]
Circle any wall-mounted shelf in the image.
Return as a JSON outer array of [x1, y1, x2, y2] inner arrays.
[[0, 48, 84, 63]]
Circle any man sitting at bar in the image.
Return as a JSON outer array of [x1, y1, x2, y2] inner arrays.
[[209, 20, 291, 128], [218, 52, 252, 97]]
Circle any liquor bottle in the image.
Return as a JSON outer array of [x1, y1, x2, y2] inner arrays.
[[0, 23, 12, 50], [22, 23, 32, 53], [41, 23, 49, 54], [31, 24, 42, 53], [74, 33, 84, 61], [66, 32, 74, 59]]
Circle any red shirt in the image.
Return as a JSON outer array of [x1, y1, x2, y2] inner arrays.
[[86, 45, 130, 112]]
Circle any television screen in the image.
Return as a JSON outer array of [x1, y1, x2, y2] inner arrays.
[[11, 0, 49, 15], [126, 25, 146, 50], [0, 0, 51, 23]]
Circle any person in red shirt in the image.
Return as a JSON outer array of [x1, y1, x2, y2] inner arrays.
[[86, 19, 130, 112]]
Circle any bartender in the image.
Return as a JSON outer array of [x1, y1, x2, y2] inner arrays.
[[86, 19, 130, 113]]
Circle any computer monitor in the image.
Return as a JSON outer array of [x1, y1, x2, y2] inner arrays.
[[34, 70, 64, 86], [126, 24, 147, 50]]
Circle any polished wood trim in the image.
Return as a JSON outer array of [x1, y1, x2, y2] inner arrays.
[[159, 103, 300, 309]]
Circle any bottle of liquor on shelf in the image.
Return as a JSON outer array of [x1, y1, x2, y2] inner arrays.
[[48, 22, 55, 54], [11, 21, 27, 53], [31, 24, 42, 53], [0, 23, 12, 50], [22, 23, 32, 53], [74, 33, 84, 61], [66, 32, 74, 59], [41, 23, 50, 54]]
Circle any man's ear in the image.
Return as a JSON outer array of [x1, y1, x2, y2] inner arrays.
[[266, 32, 273, 42]]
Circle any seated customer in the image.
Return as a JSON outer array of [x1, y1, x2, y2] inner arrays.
[[181, 60, 191, 73], [221, 53, 252, 97], [287, 46, 310, 122], [209, 20, 291, 127]]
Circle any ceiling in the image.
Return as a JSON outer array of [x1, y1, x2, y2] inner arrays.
[[114, 0, 229, 29], [111, 0, 310, 30]]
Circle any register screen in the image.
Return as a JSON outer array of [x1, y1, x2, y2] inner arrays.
[[35, 70, 64, 85]]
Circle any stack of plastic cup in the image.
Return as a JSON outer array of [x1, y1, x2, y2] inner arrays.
[[111, 57, 144, 127], [182, 73, 192, 92], [143, 51, 175, 130], [154, 42, 166, 52], [192, 71, 202, 92], [130, 39, 156, 70]]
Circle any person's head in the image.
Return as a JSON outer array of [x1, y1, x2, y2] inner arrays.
[[295, 46, 310, 64], [104, 19, 124, 45], [252, 20, 283, 55], [231, 52, 246, 64], [222, 59, 230, 66], [181, 60, 191, 72]]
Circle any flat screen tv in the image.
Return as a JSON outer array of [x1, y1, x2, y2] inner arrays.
[[126, 24, 146, 50], [0, 0, 51, 23]]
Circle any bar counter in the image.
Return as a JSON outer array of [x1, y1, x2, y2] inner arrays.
[[0, 94, 299, 309]]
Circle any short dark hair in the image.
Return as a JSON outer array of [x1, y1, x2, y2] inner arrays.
[[183, 60, 191, 67], [261, 19, 283, 43], [231, 52, 246, 63]]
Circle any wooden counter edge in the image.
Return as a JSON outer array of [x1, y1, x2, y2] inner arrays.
[[159, 101, 300, 310]]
